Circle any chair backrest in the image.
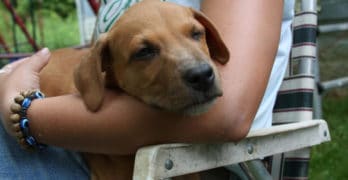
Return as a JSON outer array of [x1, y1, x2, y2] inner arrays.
[[271, 0, 318, 179]]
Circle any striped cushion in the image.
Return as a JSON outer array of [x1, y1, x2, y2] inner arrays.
[[271, 2, 318, 180], [273, 75, 314, 124], [292, 12, 317, 59], [282, 148, 311, 180], [273, 9, 317, 125]]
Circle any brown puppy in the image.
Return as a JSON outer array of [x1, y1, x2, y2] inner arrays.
[[40, 0, 229, 179]]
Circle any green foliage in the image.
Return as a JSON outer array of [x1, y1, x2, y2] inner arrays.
[[309, 95, 348, 180], [0, 0, 79, 53], [39, 13, 80, 50], [39, 0, 76, 19], [11, 0, 76, 19]]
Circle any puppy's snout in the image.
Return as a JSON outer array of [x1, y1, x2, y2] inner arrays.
[[183, 64, 215, 92]]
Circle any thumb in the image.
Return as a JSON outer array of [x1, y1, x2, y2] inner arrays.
[[28, 47, 51, 72]]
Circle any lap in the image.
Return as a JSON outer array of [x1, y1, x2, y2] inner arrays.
[[0, 122, 89, 180]]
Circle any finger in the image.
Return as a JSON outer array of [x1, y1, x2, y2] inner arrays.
[[28, 47, 51, 72]]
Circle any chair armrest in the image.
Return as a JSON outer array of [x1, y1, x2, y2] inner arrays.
[[133, 120, 330, 180]]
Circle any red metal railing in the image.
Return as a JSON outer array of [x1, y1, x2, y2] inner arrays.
[[88, 0, 100, 15], [2, 0, 39, 51]]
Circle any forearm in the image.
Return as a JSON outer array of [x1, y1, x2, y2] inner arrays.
[[28, 92, 228, 154]]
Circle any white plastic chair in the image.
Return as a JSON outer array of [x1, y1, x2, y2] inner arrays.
[[133, 0, 331, 179]]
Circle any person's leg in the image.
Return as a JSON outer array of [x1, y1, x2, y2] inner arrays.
[[0, 122, 89, 180]]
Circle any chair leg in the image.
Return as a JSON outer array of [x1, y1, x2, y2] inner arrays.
[[239, 160, 272, 180], [225, 164, 250, 180]]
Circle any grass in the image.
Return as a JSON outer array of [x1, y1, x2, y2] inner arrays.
[[309, 30, 348, 179], [309, 95, 348, 179], [0, 9, 79, 53], [38, 12, 80, 50]]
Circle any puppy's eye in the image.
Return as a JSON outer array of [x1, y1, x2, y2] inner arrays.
[[132, 46, 159, 60], [191, 30, 204, 41]]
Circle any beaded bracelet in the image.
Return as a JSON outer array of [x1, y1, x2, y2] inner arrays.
[[9, 90, 46, 150]]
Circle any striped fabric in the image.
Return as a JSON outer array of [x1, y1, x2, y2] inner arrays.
[[273, 4, 317, 126], [291, 12, 317, 59], [282, 149, 311, 180], [273, 75, 315, 124], [97, 0, 142, 35], [271, 1, 317, 180]]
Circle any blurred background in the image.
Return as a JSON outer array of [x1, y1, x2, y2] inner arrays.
[[0, 0, 347, 179], [310, 0, 348, 179]]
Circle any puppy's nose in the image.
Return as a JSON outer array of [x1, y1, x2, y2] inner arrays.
[[183, 64, 215, 92]]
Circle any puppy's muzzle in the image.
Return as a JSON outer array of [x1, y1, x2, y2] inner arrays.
[[183, 63, 215, 92]]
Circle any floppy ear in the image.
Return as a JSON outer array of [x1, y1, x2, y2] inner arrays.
[[190, 8, 230, 64], [74, 34, 110, 111]]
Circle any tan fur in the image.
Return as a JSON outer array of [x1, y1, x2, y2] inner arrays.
[[39, 0, 229, 179]]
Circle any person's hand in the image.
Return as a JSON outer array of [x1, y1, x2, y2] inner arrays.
[[0, 48, 50, 136]]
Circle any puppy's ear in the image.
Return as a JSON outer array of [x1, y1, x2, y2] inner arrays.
[[191, 8, 229, 64], [74, 34, 110, 111]]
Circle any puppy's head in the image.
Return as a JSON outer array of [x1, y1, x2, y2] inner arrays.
[[74, 0, 229, 115]]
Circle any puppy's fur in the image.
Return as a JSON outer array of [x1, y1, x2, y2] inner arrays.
[[40, 0, 229, 179]]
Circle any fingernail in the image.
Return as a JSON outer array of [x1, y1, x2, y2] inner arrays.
[[38, 47, 50, 56]]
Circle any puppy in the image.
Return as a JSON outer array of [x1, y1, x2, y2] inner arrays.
[[40, 0, 229, 179]]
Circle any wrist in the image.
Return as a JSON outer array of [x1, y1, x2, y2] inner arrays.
[[9, 90, 46, 150]]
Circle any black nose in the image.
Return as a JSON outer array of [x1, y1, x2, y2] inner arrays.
[[183, 64, 215, 92]]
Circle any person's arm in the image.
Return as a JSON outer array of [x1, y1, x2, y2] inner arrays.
[[7, 0, 284, 155]]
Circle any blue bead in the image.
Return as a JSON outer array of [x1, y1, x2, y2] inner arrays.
[[25, 136, 37, 146], [21, 98, 31, 109], [17, 91, 47, 150], [19, 119, 29, 129], [20, 119, 29, 135], [34, 91, 45, 99]]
